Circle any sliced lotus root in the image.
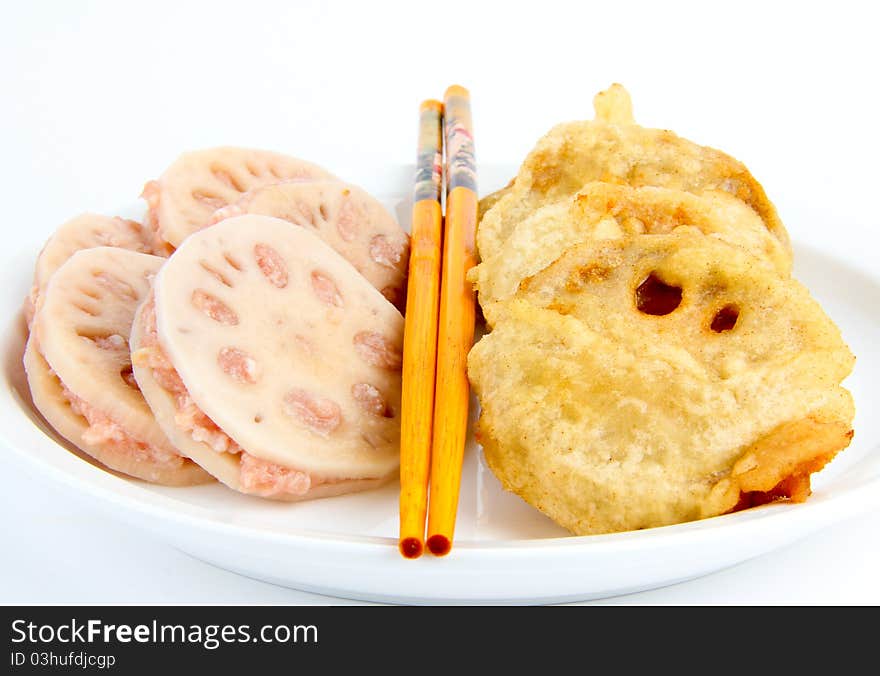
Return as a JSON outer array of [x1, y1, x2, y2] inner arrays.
[[472, 182, 791, 307], [468, 234, 855, 535], [141, 147, 337, 249], [25, 213, 163, 327], [27, 247, 211, 486], [477, 84, 789, 261], [128, 317, 386, 501], [23, 338, 209, 486], [209, 181, 410, 310], [130, 215, 403, 500], [514, 231, 851, 381]]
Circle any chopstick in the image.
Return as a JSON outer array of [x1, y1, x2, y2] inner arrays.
[[426, 85, 478, 557], [398, 99, 444, 559]]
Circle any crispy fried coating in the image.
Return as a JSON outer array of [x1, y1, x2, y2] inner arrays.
[[476, 84, 636, 224], [471, 182, 791, 308], [476, 84, 789, 261], [478, 179, 513, 225], [469, 234, 854, 535]]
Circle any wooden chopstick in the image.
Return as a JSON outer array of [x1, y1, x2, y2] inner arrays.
[[398, 99, 444, 559], [426, 85, 478, 557]]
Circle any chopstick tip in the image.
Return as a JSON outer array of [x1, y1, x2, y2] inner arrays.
[[426, 534, 451, 557], [444, 84, 470, 99], [399, 537, 424, 559], [420, 99, 443, 113]]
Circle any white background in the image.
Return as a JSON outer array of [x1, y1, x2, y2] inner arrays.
[[1, 0, 878, 604]]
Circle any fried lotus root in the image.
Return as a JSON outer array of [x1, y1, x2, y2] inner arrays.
[[469, 234, 854, 535], [130, 215, 403, 500], [475, 82, 636, 223], [141, 147, 337, 249], [25, 247, 212, 486], [476, 83, 789, 261], [209, 180, 410, 311], [477, 178, 514, 224], [471, 182, 790, 308], [25, 213, 162, 326]]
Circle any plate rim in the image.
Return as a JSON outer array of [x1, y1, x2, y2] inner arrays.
[[3, 287, 879, 556], [4, 414, 880, 553], [3, 193, 879, 566]]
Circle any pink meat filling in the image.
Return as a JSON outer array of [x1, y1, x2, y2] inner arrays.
[[138, 294, 325, 498], [139, 182, 175, 255], [138, 296, 242, 455], [238, 452, 313, 498], [140, 180, 161, 237], [57, 379, 182, 470]]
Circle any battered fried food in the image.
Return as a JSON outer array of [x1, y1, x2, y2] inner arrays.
[[475, 81, 635, 225], [476, 84, 789, 261], [468, 233, 854, 535], [477, 179, 513, 223], [472, 181, 790, 307]]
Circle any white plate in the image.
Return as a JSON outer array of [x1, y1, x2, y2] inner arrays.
[[2, 165, 879, 605]]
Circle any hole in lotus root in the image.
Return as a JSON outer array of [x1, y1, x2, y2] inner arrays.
[[92, 271, 138, 300], [211, 166, 245, 192], [191, 289, 239, 325], [200, 260, 233, 287], [122, 218, 145, 237], [351, 383, 394, 418], [336, 196, 360, 242], [319, 204, 329, 222], [192, 190, 227, 211], [254, 243, 289, 288], [353, 331, 402, 370], [311, 270, 343, 307], [635, 272, 682, 316], [223, 252, 244, 271], [73, 301, 100, 317], [77, 330, 127, 351], [710, 304, 740, 333], [282, 388, 342, 437], [120, 364, 139, 390], [254, 414, 263, 423], [369, 234, 405, 269], [93, 334, 127, 350], [280, 202, 315, 228], [79, 287, 101, 300], [218, 347, 259, 384]]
